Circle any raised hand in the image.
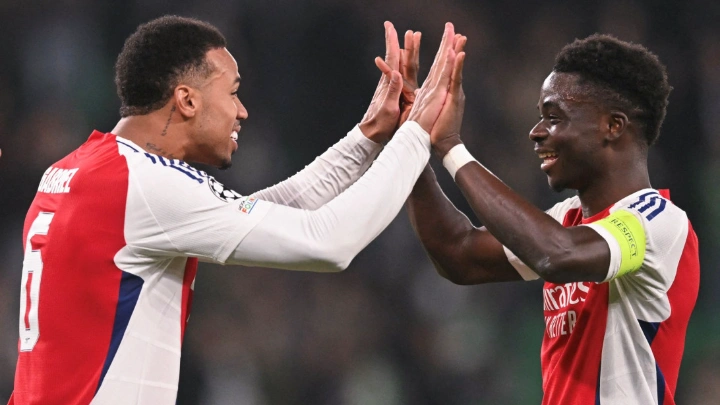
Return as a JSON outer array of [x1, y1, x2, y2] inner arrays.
[[359, 21, 403, 143], [406, 23, 458, 134], [430, 34, 467, 157], [376, 29, 422, 127]]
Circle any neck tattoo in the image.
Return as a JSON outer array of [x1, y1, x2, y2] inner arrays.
[[146, 142, 176, 159], [160, 105, 176, 137]]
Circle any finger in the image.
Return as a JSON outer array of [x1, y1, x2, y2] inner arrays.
[[375, 56, 393, 76], [384, 21, 400, 71], [412, 31, 422, 69], [402, 31, 421, 85], [449, 52, 465, 96], [454, 35, 467, 54], [437, 47, 457, 89], [384, 70, 403, 104], [425, 22, 455, 89]]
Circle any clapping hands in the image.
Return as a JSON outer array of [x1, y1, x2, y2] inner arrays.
[[374, 22, 467, 157]]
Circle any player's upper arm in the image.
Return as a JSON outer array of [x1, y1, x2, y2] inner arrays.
[[122, 155, 272, 263]]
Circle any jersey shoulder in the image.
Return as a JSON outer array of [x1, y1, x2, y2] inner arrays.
[[545, 195, 581, 223], [116, 137, 245, 203]]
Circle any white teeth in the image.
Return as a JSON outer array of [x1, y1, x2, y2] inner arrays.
[[538, 152, 557, 159], [230, 131, 238, 141]]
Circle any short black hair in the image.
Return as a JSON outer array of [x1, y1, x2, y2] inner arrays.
[[553, 34, 671, 145], [115, 15, 227, 117]]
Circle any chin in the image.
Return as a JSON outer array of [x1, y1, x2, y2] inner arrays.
[[547, 177, 567, 193], [218, 160, 232, 170]]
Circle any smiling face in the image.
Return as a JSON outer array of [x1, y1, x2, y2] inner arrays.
[[529, 71, 613, 192], [188, 48, 248, 169]]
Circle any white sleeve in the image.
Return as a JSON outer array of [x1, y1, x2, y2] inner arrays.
[[121, 153, 274, 263], [225, 121, 430, 272], [251, 125, 382, 210]]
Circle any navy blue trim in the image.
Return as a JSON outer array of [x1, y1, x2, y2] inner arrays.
[[629, 192, 666, 221], [628, 192, 660, 209], [646, 199, 667, 221], [96, 272, 144, 393], [639, 320, 666, 404], [118, 140, 206, 184], [116, 140, 139, 152], [637, 196, 660, 213], [595, 362, 602, 405], [638, 320, 660, 343], [656, 363, 666, 404], [168, 164, 204, 183]]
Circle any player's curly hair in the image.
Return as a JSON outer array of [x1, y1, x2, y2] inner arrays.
[[115, 15, 227, 117], [553, 34, 671, 146]]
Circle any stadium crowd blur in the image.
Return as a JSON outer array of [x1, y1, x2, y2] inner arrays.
[[1, 0, 719, 403]]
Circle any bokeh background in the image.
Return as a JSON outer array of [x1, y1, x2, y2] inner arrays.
[[1, 0, 719, 403]]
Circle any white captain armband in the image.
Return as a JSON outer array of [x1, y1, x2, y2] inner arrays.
[[586, 209, 647, 281], [442, 144, 477, 180]]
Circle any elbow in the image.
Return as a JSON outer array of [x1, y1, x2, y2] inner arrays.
[[303, 241, 355, 273], [532, 254, 577, 284], [428, 256, 477, 286]]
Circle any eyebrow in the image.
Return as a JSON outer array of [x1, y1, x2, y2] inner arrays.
[[540, 100, 560, 109], [234, 76, 241, 85]]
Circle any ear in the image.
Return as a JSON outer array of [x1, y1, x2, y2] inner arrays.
[[174, 84, 200, 118], [605, 110, 628, 142]]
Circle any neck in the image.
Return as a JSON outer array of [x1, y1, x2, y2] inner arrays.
[[112, 105, 188, 160], [577, 156, 651, 218]]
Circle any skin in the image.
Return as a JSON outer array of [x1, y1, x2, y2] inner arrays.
[[404, 62, 652, 284], [113, 48, 247, 169], [112, 22, 442, 171]]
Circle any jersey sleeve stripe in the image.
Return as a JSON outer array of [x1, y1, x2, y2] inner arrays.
[[628, 191, 660, 209], [96, 271, 144, 394], [645, 199, 667, 221], [117, 140, 140, 152]]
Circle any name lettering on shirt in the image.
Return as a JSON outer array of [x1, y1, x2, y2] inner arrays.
[[38, 167, 79, 194]]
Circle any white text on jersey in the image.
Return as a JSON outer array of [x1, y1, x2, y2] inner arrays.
[[38, 167, 79, 194]]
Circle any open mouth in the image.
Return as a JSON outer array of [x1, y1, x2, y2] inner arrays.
[[538, 151, 558, 171]]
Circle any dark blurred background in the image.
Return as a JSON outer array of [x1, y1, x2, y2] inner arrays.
[[1, 0, 718, 404]]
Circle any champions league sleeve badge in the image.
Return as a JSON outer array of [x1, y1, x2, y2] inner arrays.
[[208, 176, 243, 202]]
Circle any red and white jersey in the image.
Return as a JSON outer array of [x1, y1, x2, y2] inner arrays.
[[505, 189, 700, 404], [10, 131, 274, 404], [11, 121, 431, 405]]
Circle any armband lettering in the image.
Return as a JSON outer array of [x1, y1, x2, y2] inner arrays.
[[594, 209, 646, 278]]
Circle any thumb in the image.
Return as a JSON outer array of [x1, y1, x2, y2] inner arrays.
[[386, 71, 402, 102]]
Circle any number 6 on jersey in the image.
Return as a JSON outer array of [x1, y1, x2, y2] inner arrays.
[[19, 211, 54, 351]]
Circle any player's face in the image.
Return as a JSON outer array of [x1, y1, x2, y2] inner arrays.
[[529, 72, 609, 192], [193, 48, 248, 169]]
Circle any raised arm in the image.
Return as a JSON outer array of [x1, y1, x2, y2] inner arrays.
[[252, 22, 407, 210], [401, 35, 524, 284], [415, 37, 611, 285], [227, 23, 462, 272]]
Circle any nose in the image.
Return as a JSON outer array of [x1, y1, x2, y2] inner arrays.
[[236, 100, 248, 121], [529, 121, 548, 143]]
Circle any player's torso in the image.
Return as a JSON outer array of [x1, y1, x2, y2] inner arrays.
[[12, 132, 196, 405], [539, 191, 699, 405]]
